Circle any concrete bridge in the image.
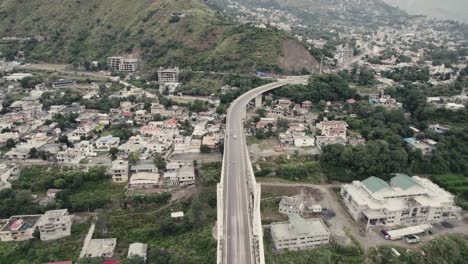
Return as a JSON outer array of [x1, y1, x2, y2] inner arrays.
[[217, 76, 309, 264]]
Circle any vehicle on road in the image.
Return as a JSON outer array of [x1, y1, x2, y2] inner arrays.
[[233, 135, 237, 139], [381, 229, 390, 240], [405, 235, 421, 244], [441, 221, 454, 228]]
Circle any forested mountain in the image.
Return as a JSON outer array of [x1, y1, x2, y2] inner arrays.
[[384, 0, 468, 23], [210, 0, 408, 27], [0, 0, 318, 73]]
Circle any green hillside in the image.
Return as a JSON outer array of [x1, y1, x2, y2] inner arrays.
[[0, 0, 318, 73]]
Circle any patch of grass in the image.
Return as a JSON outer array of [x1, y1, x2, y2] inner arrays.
[[260, 192, 288, 225], [198, 162, 221, 186]]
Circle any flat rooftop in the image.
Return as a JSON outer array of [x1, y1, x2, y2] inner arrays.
[[271, 215, 329, 240], [0, 215, 41, 232]]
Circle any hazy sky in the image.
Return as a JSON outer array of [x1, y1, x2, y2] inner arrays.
[[383, 0, 468, 22]]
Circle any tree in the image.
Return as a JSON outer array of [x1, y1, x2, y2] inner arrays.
[[29, 148, 38, 159], [128, 152, 140, 165], [153, 153, 167, 171], [200, 144, 211, 154], [109, 147, 119, 160], [5, 138, 16, 149], [256, 108, 267, 117]]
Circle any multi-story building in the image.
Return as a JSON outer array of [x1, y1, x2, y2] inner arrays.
[[109, 159, 129, 183], [107, 57, 138, 72], [36, 209, 72, 241], [0, 215, 42, 241], [271, 214, 330, 250], [337, 43, 353, 68], [341, 174, 462, 229], [52, 79, 77, 89], [157, 67, 179, 84]]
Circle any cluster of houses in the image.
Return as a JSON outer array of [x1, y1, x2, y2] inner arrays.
[[426, 90, 467, 110]]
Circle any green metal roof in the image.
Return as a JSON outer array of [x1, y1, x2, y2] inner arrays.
[[362, 176, 391, 193], [391, 174, 419, 190]]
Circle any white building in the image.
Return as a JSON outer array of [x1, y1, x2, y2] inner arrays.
[[56, 148, 84, 164], [95, 135, 120, 151], [157, 67, 179, 84], [110, 159, 129, 183], [271, 214, 330, 250], [52, 79, 77, 89], [36, 209, 72, 241], [107, 57, 138, 72], [128, 243, 148, 262], [340, 174, 462, 229]]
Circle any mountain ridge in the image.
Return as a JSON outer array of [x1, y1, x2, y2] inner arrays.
[[0, 0, 318, 73]]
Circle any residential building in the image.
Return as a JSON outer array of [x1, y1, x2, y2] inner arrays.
[[110, 160, 129, 183], [81, 238, 117, 258], [52, 79, 77, 89], [429, 124, 449, 134], [271, 214, 330, 250], [36, 209, 72, 241], [340, 174, 462, 229], [107, 57, 138, 72], [127, 172, 160, 191], [128, 243, 148, 262], [157, 67, 179, 84], [164, 161, 195, 186], [404, 137, 436, 155], [80, 223, 117, 259], [0, 215, 42, 241], [95, 135, 120, 151], [369, 91, 402, 109], [56, 148, 84, 164], [317, 120, 348, 139]]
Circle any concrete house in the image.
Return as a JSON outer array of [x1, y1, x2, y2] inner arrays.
[[271, 214, 330, 250], [36, 209, 72, 241]]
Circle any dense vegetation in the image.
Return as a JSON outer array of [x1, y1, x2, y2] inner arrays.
[[0, 0, 314, 73], [0, 166, 121, 217], [274, 73, 359, 103]]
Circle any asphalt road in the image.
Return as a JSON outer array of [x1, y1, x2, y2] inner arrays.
[[222, 77, 308, 264]]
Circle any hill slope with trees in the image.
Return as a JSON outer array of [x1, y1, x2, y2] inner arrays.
[[0, 0, 318, 73]]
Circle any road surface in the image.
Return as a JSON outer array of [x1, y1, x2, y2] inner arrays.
[[221, 76, 308, 264]]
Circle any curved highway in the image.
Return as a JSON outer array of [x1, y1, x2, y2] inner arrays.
[[220, 76, 309, 264]]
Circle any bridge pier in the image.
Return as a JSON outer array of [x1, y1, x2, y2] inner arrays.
[[255, 94, 262, 107]]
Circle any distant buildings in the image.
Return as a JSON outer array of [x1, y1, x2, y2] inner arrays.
[[336, 43, 353, 68], [404, 137, 437, 155], [341, 174, 462, 229], [107, 57, 138, 72], [157, 67, 179, 84], [271, 214, 330, 250], [369, 91, 402, 109], [52, 79, 77, 89], [316, 120, 348, 139], [157, 67, 180, 94]]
